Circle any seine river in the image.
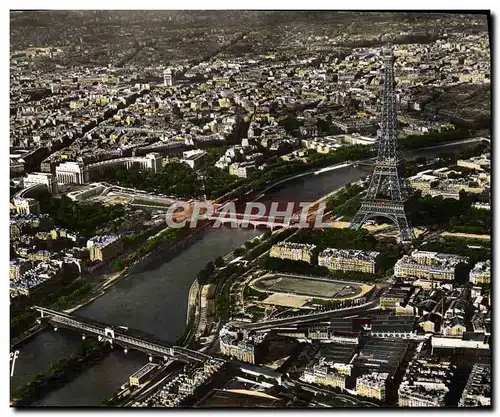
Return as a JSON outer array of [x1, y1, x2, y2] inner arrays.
[[10, 142, 480, 405]]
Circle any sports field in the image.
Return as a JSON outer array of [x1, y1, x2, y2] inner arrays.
[[252, 273, 364, 300], [261, 293, 310, 308]]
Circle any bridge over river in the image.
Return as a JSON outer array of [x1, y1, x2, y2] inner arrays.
[[32, 306, 212, 364]]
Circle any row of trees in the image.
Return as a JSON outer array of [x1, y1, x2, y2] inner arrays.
[[263, 256, 330, 277], [326, 183, 364, 213], [113, 227, 188, 272], [47, 283, 92, 311], [404, 142, 489, 178]]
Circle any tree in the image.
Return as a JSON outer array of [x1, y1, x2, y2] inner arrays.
[[214, 256, 225, 268], [113, 259, 126, 272], [279, 114, 302, 134], [205, 261, 215, 274], [234, 247, 246, 256], [197, 269, 211, 285], [263, 230, 272, 240], [244, 240, 256, 249]]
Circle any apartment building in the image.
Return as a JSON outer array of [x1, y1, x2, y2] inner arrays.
[[356, 372, 389, 402], [219, 326, 267, 364], [318, 248, 380, 274], [394, 250, 468, 281], [469, 260, 491, 285], [270, 242, 317, 264], [301, 136, 343, 154], [228, 161, 257, 178], [9, 259, 31, 280], [458, 364, 491, 407], [87, 235, 123, 262], [86, 152, 163, 179], [302, 366, 347, 390], [380, 288, 407, 310], [223, 338, 256, 364], [181, 149, 207, 170], [398, 383, 447, 407], [380, 280, 413, 310], [398, 357, 454, 407]]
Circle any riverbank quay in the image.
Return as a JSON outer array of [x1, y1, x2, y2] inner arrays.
[[11, 221, 215, 348], [11, 324, 47, 350], [68, 220, 215, 314]]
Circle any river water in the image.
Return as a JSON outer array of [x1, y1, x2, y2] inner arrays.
[[11, 142, 480, 406]]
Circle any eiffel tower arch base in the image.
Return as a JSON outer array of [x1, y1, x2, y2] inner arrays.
[[350, 200, 413, 243]]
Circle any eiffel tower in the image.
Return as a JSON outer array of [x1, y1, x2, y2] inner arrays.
[[350, 45, 413, 242]]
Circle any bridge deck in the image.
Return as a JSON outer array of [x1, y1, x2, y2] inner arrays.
[[32, 306, 211, 362]]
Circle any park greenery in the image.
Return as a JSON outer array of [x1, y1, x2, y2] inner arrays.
[[38, 192, 125, 239], [332, 195, 362, 220], [399, 128, 470, 150], [245, 305, 266, 321], [306, 144, 375, 168], [263, 256, 330, 277], [233, 247, 247, 257], [418, 239, 490, 266], [10, 310, 37, 337], [243, 285, 267, 300], [102, 152, 244, 200], [291, 228, 378, 251], [407, 191, 491, 235], [12, 339, 110, 406], [216, 290, 232, 318], [325, 182, 365, 222], [47, 283, 92, 310], [113, 162, 199, 198], [326, 183, 364, 214], [196, 261, 244, 287]]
